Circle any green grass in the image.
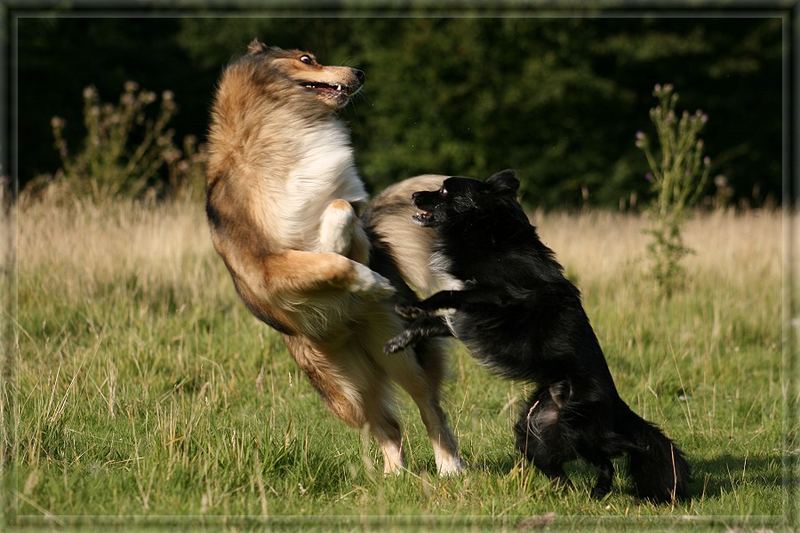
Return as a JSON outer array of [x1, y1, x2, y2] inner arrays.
[[3, 202, 795, 530]]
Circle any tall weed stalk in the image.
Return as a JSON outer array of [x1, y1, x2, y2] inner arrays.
[[636, 84, 711, 297]]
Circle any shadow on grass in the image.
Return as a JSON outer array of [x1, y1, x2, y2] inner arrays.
[[465, 451, 519, 475], [472, 451, 790, 502], [690, 453, 789, 499]]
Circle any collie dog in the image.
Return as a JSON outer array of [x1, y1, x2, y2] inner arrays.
[[206, 40, 463, 475]]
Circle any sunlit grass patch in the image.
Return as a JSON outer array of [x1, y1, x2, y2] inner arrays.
[[5, 199, 791, 528]]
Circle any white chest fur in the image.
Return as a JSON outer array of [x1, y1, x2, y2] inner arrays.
[[268, 119, 368, 249]]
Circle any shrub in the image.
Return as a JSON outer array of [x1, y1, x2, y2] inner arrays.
[[23, 82, 205, 204], [636, 84, 711, 297]]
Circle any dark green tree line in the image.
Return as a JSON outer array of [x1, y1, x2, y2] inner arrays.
[[18, 15, 781, 208]]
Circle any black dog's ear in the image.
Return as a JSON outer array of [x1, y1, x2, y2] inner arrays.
[[247, 38, 267, 55], [486, 169, 520, 195]]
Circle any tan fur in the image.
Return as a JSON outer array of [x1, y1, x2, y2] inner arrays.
[[366, 174, 449, 295], [206, 42, 463, 475]]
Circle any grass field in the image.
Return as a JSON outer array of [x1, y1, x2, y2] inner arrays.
[[4, 198, 795, 530]]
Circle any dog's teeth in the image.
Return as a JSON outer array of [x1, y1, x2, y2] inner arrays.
[[336, 84, 342, 91]]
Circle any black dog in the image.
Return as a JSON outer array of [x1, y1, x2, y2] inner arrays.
[[385, 170, 690, 502]]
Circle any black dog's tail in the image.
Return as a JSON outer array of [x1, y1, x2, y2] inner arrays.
[[617, 401, 691, 502]]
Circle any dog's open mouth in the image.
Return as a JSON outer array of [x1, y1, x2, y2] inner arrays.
[[300, 81, 348, 96], [412, 209, 433, 225]]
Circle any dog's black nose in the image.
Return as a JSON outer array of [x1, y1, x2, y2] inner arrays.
[[353, 69, 365, 84]]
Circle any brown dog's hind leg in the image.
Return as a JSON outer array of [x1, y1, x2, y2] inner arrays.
[[285, 334, 408, 474], [409, 338, 464, 476], [359, 309, 464, 476], [363, 382, 406, 474], [397, 360, 463, 476], [283, 335, 368, 427]]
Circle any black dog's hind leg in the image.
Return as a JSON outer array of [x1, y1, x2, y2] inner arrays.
[[573, 403, 624, 500], [384, 315, 453, 354], [515, 387, 576, 489], [575, 443, 615, 499], [592, 459, 615, 499]]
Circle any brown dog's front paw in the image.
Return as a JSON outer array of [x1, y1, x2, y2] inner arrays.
[[350, 263, 396, 300], [395, 304, 425, 320]]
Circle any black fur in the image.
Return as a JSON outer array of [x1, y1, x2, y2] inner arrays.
[[385, 170, 690, 502]]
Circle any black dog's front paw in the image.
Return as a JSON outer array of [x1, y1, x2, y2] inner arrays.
[[395, 304, 426, 320], [384, 331, 413, 354]]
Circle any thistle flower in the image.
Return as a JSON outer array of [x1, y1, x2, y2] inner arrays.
[[162, 147, 181, 163], [50, 116, 65, 129], [83, 86, 97, 100], [645, 172, 654, 183], [124, 81, 139, 93]]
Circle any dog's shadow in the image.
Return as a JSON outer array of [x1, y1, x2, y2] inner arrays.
[[471, 453, 519, 476], [474, 452, 790, 500], [689, 453, 789, 499]]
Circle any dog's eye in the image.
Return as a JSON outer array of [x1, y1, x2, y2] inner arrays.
[[299, 55, 313, 65], [440, 188, 448, 197]]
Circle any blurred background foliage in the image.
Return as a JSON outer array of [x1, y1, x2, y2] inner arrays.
[[18, 15, 781, 208]]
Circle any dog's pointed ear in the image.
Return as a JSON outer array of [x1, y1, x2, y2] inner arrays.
[[486, 169, 520, 195], [247, 38, 267, 55]]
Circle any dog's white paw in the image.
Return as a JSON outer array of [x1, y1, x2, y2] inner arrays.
[[350, 263, 396, 300], [436, 455, 466, 477]]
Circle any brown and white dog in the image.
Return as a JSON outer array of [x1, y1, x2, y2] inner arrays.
[[206, 40, 462, 474]]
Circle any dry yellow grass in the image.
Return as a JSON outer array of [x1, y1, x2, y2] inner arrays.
[[13, 200, 227, 302], [534, 208, 782, 286], [14, 200, 782, 291]]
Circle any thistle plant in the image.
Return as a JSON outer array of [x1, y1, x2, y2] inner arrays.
[[38, 81, 205, 203], [636, 84, 711, 297]]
